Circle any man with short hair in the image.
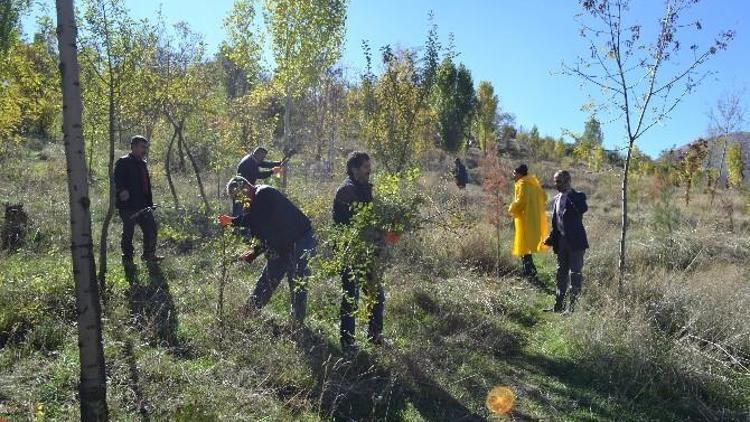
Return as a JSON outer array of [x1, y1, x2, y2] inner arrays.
[[237, 147, 285, 185], [114, 135, 162, 263], [333, 151, 386, 354], [218, 176, 315, 323], [544, 170, 589, 313], [508, 164, 548, 278]]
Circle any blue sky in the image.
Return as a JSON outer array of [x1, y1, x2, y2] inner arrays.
[[23, 0, 749, 157]]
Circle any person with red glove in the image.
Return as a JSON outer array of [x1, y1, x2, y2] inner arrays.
[[218, 176, 315, 323], [333, 151, 387, 355]]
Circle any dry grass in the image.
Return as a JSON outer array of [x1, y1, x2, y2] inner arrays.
[[1, 141, 749, 420]]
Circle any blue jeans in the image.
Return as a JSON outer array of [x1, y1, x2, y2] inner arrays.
[[249, 231, 316, 322], [340, 269, 385, 347]]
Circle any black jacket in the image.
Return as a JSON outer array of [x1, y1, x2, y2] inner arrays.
[[547, 189, 589, 253], [333, 176, 373, 225], [232, 185, 312, 254], [454, 162, 468, 186], [114, 153, 153, 211], [237, 154, 282, 184]]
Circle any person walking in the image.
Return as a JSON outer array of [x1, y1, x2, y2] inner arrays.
[[114, 136, 163, 263]]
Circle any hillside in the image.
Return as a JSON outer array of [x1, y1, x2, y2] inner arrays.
[[672, 131, 750, 181], [1, 140, 749, 421]]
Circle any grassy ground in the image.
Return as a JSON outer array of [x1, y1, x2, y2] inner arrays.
[[1, 141, 749, 421]]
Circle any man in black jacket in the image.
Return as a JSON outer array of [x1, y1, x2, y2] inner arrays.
[[114, 136, 162, 263], [218, 176, 315, 323], [237, 147, 285, 185], [333, 151, 386, 354], [544, 170, 589, 313], [452, 158, 468, 189]]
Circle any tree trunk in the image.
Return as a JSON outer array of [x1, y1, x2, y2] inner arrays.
[[176, 131, 187, 173], [178, 125, 210, 212], [87, 132, 95, 177], [55, 1, 109, 418], [97, 3, 116, 307], [165, 126, 179, 209], [495, 190, 501, 278], [281, 93, 292, 190], [96, 93, 116, 305], [326, 127, 335, 178], [711, 136, 729, 206], [618, 139, 634, 294]]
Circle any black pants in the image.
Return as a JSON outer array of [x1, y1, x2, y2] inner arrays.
[[119, 208, 157, 259], [555, 237, 585, 308], [340, 270, 385, 347], [522, 254, 537, 276], [249, 231, 315, 322]]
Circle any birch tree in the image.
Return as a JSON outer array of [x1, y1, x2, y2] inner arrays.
[[54, 0, 108, 418]]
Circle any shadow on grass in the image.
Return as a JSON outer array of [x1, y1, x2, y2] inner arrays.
[[525, 273, 556, 296], [121, 337, 151, 421], [292, 326, 486, 421], [124, 263, 184, 354], [508, 347, 746, 420]]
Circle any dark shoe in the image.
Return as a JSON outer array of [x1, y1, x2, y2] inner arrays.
[[543, 299, 565, 313], [368, 334, 390, 347]]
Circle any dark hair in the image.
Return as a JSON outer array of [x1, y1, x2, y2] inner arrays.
[[253, 147, 268, 155], [346, 151, 370, 177], [226, 175, 251, 197], [554, 170, 571, 183], [514, 164, 528, 176], [130, 135, 149, 146]]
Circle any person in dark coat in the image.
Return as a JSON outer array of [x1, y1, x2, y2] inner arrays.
[[543, 170, 589, 313], [218, 176, 315, 323], [234, 147, 288, 218], [237, 147, 285, 185], [114, 136, 162, 263], [333, 151, 386, 354], [453, 158, 468, 189]]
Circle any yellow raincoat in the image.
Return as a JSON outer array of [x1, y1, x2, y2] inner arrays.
[[508, 175, 549, 257]]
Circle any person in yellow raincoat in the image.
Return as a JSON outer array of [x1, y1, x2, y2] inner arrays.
[[508, 164, 549, 278]]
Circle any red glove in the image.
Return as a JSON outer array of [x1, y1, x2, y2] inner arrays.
[[384, 231, 401, 245], [218, 214, 233, 227]]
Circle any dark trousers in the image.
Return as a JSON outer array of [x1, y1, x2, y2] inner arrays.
[[340, 270, 385, 347], [555, 237, 585, 308], [119, 208, 157, 259], [522, 254, 537, 276], [249, 231, 316, 322]]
